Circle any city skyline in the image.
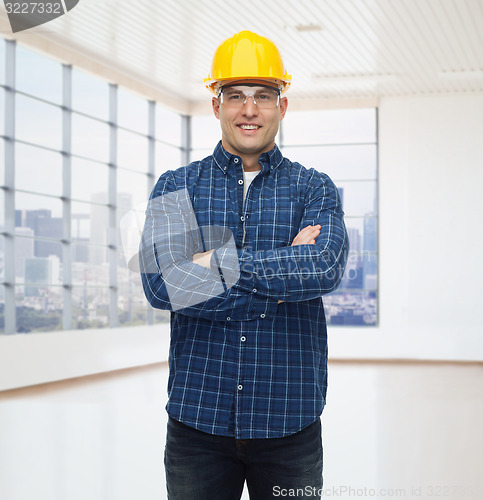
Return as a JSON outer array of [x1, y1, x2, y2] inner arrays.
[[1, 196, 378, 331]]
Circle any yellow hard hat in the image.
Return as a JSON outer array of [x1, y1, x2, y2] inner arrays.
[[205, 31, 292, 95]]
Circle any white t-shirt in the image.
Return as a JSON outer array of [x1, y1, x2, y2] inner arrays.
[[242, 169, 260, 245], [243, 169, 260, 204]]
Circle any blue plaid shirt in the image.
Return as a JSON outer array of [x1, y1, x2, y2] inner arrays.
[[141, 141, 348, 439]]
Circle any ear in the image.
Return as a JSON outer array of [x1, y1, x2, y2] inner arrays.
[[212, 97, 221, 119], [279, 97, 288, 121]]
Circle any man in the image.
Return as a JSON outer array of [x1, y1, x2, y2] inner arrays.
[[140, 31, 348, 500]]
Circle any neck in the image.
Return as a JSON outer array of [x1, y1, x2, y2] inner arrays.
[[241, 154, 262, 172], [221, 140, 274, 172]]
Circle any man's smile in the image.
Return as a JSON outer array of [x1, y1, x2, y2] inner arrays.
[[238, 123, 261, 131]]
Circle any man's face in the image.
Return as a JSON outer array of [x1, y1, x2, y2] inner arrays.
[[212, 81, 288, 159]]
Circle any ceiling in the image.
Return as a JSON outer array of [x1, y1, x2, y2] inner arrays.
[[1, 0, 483, 113]]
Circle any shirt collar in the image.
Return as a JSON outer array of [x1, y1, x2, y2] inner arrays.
[[212, 141, 284, 175]]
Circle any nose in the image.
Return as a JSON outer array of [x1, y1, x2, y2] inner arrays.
[[241, 96, 259, 116]]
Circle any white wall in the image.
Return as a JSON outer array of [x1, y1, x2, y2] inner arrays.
[[330, 93, 483, 361], [0, 325, 170, 391], [1, 93, 482, 391]]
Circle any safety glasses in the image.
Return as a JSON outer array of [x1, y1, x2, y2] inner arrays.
[[218, 85, 281, 109]]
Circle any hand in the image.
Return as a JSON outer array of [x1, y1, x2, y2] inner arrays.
[[291, 225, 321, 246], [192, 249, 215, 269]]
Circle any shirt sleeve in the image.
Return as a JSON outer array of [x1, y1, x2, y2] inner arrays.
[[214, 169, 349, 302], [139, 172, 277, 322]]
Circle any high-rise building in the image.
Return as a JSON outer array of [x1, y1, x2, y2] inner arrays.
[[89, 192, 109, 265], [347, 227, 361, 254], [89, 192, 133, 266], [363, 213, 377, 288], [72, 213, 90, 263], [24, 255, 60, 297], [35, 217, 62, 260], [16, 209, 51, 229], [16, 209, 62, 260], [15, 227, 35, 279], [25, 257, 50, 297]]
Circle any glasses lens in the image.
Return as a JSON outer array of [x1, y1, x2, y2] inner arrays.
[[221, 87, 279, 109], [253, 89, 279, 108]]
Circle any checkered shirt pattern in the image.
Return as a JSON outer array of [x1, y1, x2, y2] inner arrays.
[[140, 141, 349, 439]]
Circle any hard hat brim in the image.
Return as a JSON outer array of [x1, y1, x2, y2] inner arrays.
[[205, 77, 292, 95]]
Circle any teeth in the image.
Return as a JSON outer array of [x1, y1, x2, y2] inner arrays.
[[240, 125, 259, 130]]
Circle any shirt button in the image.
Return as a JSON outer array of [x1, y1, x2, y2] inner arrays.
[[226, 317, 231, 321], [234, 158, 239, 163], [238, 179, 243, 185], [240, 216, 245, 222], [241, 336, 246, 342], [252, 288, 257, 293], [238, 385, 243, 391], [260, 313, 266, 319]]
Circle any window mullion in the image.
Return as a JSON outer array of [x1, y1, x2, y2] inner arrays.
[[181, 114, 191, 166], [146, 100, 156, 325], [4, 40, 16, 335], [62, 63, 73, 330], [108, 83, 118, 328]]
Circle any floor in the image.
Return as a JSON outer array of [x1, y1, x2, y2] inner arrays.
[[1, 361, 482, 500]]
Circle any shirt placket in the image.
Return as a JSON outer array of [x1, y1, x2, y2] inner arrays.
[[240, 170, 261, 247], [234, 319, 247, 438]]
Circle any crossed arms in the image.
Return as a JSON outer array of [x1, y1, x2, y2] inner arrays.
[[193, 224, 321, 267], [139, 173, 348, 321]]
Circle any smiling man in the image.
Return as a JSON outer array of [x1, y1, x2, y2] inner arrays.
[[140, 31, 349, 499]]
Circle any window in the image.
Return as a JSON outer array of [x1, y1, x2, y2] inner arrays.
[[0, 38, 5, 85], [16, 44, 62, 103], [16, 94, 62, 149], [0, 182, 4, 334], [15, 144, 63, 196], [0, 88, 4, 137], [281, 108, 378, 326], [71, 113, 110, 162], [155, 106, 183, 148], [191, 108, 379, 327], [0, 39, 183, 334], [118, 87, 149, 134], [72, 68, 109, 120], [191, 114, 220, 161]]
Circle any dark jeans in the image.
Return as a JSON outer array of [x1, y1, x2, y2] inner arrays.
[[165, 417, 323, 500]]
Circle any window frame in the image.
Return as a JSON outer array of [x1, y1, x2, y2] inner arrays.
[[0, 39, 183, 334]]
